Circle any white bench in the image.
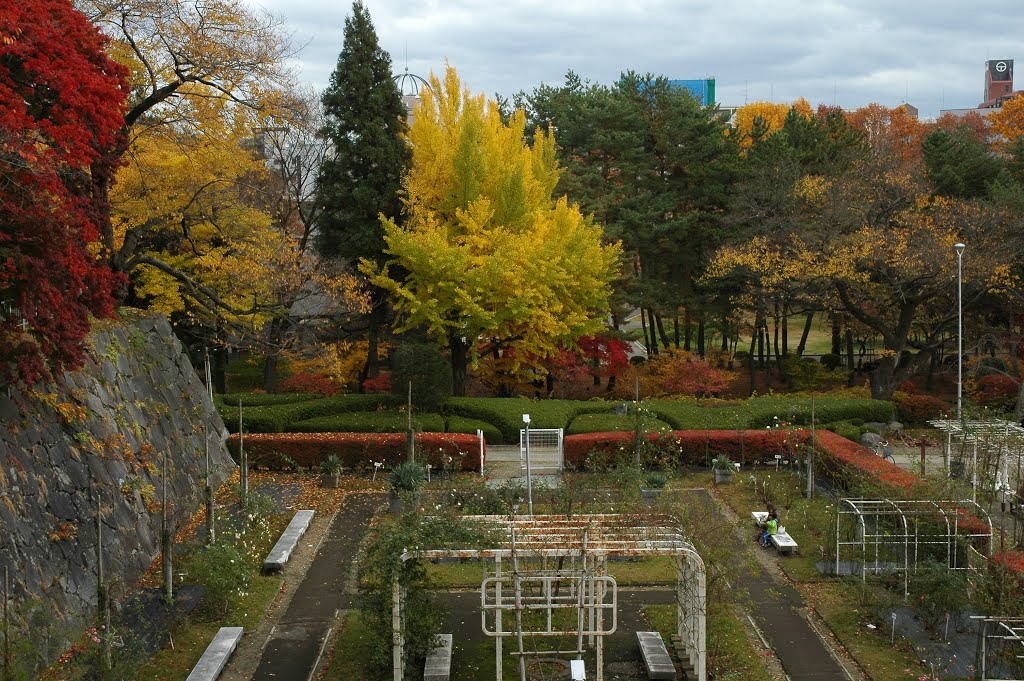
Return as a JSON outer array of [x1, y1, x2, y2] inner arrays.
[[423, 633, 452, 681], [636, 631, 677, 679], [185, 627, 243, 681], [770, 530, 799, 555], [262, 509, 315, 573]]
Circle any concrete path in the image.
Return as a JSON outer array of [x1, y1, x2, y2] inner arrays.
[[249, 493, 381, 681]]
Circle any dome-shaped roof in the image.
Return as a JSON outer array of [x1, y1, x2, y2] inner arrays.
[[393, 68, 429, 97]]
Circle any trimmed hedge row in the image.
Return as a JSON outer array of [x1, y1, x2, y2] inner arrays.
[[227, 432, 484, 471], [288, 411, 445, 434], [566, 413, 674, 435], [562, 429, 796, 468], [811, 430, 920, 491], [217, 391, 895, 442], [218, 392, 324, 407], [220, 394, 402, 433], [445, 397, 612, 443], [446, 416, 503, 444], [647, 395, 894, 430]]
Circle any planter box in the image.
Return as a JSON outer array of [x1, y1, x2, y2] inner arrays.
[[714, 469, 734, 484]]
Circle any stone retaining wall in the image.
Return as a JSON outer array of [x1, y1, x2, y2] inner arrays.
[[0, 313, 234, 637]]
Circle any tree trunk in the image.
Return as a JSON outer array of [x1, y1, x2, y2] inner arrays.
[[926, 349, 937, 392], [655, 311, 671, 350], [640, 308, 653, 356], [831, 313, 842, 355], [757, 321, 765, 371], [697, 316, 706, 357], [362, 302, 385, 382], [721, 316, 730, 353], [845, 328, 855, 388], [683, 308, 692, 351], [262, 354, 279, 393], [748, 312, 760, 395], [213, 345, 227, 394], [796, 310, 814, 357], [674, 316, 680, 349], [647, 308, 660, 355], [450, 337, 469, 397], [781, 302, 789, 356]]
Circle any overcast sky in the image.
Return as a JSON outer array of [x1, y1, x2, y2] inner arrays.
[[244, 0, 1024, 120]]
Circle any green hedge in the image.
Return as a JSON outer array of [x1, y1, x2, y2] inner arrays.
[[566, 413, 673, 435], [648, 395, 893, 430], [445, 397, 612, 443], [446, 416, 503, 444], [221, 393, 403, 433], [218, 392, 324, 407], [289, 411, 445, 433]]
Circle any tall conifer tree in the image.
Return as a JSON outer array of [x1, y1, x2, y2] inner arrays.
[[316, 1, 409, 382]]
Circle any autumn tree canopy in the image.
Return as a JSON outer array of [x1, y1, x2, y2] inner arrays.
[[365, 65, 622, 395], [316, 0, 410, 384], [1, 0, 127, 385]]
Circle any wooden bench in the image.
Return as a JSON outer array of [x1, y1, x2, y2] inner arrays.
[[185, 627, 243, 681], [423, 633, 453, 681], [263, 509, 315, 573], [636, 631, 677, 679], [769, 530, 799, 555]]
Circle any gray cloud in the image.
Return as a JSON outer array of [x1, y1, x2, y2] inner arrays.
[[248, 0, 1024, 118]]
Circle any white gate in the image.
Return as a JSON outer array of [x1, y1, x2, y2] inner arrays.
[[520, 428, 563, 474]]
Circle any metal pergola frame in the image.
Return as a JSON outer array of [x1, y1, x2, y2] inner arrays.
[[835, 498, 993, 596], [971, 615, 1024, 681], [392, 514, 706, 681], [929, 419, 1024, 502]]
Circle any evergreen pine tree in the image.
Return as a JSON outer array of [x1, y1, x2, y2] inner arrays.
[[316, 1, 410, 382]]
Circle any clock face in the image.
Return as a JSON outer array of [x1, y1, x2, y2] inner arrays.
[[991, 60, 1013, 81]]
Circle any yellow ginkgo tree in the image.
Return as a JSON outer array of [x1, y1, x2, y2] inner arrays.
[[364, 65, 622, 395]]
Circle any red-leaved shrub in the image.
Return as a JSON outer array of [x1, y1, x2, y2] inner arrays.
[[895, 394, 949, 424], [227, 432, 483, 471], [972, 374, 1019, 409], [279, 372, 342, 396], [362, 373, 393, 394]]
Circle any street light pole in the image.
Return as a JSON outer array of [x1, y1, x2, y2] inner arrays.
[[523, 414, 533, 515], [955, 242, 966, 421]]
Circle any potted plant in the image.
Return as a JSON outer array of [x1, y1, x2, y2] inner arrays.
[[389, 460, 426, 513], [640, 471, 667, 502], [712, 456, 736, 484], [319, 455, 344, 488]]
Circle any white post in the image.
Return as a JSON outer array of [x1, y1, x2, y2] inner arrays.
[[478, 429, 485, 477], [955, 242, 965, 420], [523, 415, 533, 516], [495, 555, 502, 680], [393, 572, 403, 681]]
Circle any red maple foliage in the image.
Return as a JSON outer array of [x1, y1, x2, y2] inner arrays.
[[0, 0, 127, 385]]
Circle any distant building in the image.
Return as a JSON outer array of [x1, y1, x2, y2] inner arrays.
[[940, 59, 1023, 118], [667, 78, 716, 106]]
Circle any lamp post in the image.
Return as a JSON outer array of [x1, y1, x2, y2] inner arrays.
[[523, 414, 533, 515], [955, 242, 965, 421]]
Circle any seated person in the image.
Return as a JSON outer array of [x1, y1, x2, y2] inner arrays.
[[761, 510, 779, 547], [755, 503, 776, 541]]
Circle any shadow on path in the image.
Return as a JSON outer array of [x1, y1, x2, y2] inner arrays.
[[249, 492, 381, 681]]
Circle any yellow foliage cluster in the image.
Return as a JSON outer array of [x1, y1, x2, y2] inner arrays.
[[365, 64, 622, 374], [283, 341, 382, 392], [732, 98, 812, 146], [988, 96, 1024, 146]]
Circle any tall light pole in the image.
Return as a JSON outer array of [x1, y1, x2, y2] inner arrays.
[[955, 242, 966, 421], [523, 414, 533, 515]]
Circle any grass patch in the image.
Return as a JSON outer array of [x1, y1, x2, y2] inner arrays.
[[644, 603, 771, 681], [322, 611, 378, 680], [125, 575, 283, 681], [814, 580, 923, 681], [423, 556, 677, 587]]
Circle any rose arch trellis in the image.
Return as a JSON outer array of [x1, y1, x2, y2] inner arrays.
[[834, 498, 993, 596], [392, 514, 707, 681]]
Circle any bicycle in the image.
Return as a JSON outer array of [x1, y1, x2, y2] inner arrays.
[[874, 439, 896, 464]]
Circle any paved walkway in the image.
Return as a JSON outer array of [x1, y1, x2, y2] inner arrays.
[[249, 493, 381, 681]]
